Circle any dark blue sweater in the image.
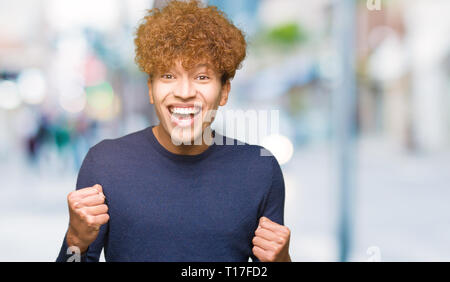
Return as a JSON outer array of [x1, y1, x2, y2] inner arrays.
[[56, 125, 285, 262]]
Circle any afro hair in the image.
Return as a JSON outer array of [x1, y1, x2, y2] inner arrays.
[[134, 0, 247, 84]]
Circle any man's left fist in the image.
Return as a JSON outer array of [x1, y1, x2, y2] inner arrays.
[[252, 216, 291, 262]]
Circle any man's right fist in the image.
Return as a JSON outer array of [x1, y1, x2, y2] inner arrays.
[[66, 184, 109, 253]]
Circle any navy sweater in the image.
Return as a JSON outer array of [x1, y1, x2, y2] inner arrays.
[[56, 125, 285, 262]]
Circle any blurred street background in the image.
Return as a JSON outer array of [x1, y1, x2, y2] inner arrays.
[[1, 0, 450, 261]]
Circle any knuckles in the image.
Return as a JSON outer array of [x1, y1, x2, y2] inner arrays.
[[99, 204, 109, 213], [78, 209, 88, 220], [283, 226, 291, 236], [85, 216, 96, 228], [67, 191, 75, 203]]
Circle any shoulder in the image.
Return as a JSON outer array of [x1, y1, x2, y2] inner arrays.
[[87, 127, 150, 160], [78, 127, 152, 186], [217, 134, 280, 173]]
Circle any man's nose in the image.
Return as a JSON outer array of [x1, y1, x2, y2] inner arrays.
[[174, 78, 196, 99]]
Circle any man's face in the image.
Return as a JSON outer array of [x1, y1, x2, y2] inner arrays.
[[148, 60, 230, 145]]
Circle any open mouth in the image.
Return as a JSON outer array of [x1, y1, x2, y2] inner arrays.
[[168, 105, 202, 127]]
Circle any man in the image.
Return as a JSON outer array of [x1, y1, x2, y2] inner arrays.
[[56, 0, 291, 262]]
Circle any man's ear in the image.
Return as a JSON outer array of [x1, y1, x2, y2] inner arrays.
[[219, 80, 231, 106], [147, 77, 154, 104]]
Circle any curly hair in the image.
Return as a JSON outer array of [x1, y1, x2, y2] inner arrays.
[[134, 0, 247, 84]]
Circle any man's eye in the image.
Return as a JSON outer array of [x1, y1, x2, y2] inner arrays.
[[197, 75, 209, 80], [162, 74, 174, 79]]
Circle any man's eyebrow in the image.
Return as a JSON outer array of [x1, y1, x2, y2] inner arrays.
[[195, 63, 211, 68]]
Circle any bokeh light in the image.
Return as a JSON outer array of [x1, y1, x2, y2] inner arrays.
[[59, 91, 87, 114], [85, 82, 120, 120], [0, 80, 22, 110], [17, 68, 47, 104], [260, 134, 294, 165]]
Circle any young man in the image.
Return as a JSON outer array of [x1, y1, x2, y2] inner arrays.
[[56, 0, 291, 262]]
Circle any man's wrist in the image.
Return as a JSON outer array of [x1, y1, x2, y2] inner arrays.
[[66, 228, 89, 254]]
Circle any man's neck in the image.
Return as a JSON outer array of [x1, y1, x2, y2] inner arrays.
[[152, 124, 212, 156]]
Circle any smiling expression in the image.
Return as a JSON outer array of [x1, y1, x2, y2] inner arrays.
[[148, 60, 230, 145]]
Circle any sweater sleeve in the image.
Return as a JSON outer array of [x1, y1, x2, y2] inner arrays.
[[56, 147, 109, 262], [250, 155, 286, 262]]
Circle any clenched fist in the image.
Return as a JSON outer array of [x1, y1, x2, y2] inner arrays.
[[252, 217, 291, 262], [65, 184, 109, 253]]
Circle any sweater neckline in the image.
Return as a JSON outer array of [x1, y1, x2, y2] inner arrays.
[[145, 125, 222, 162]]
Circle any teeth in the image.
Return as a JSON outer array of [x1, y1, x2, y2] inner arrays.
[[170, 107, 200, 115]]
